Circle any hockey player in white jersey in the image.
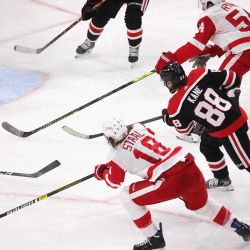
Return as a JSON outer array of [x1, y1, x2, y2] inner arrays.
[[155, 0, 250, 78], [94, 118, 250, 250]]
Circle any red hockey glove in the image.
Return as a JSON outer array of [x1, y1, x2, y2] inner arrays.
[[81, 0, 103, 20], [94, 164, 108, 180], [162, 109, 173, 126], [155, 51, 177, 74]]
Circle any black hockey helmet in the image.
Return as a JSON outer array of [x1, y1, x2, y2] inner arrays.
[[160, 63, 187, 93]]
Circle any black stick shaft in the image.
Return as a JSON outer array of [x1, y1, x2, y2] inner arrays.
[[0, 173, 94, 218], [39, 17, 82, 53]]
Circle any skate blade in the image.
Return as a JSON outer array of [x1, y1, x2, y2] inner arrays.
[[130, 63, 136, 69], [75, 49, 93, 59], [176, 135, 200, 143], [207, 184, 234, 191]]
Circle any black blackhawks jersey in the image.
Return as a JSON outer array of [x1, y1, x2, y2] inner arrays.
[[167, 68, 248, 138]]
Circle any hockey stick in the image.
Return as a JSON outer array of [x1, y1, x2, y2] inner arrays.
[[0, 173, 94, 218], [0, 160, 60, 178], [63, 115, 163, 139], [2, 70, 155, 138], [14, 17, 82, 54]]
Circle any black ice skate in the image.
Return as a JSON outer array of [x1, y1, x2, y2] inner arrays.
[[231, 218, 250, 241], [129, 46, 139, 67], [75, 38, 95, 58], [205, 177, 234, 191], [133, 223, 166, 250]]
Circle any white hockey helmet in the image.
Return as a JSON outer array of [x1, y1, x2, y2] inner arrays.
[[198, 0, 225, 10], [103, 118, 128, 144]]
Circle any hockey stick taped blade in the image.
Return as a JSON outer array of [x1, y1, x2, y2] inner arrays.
[[14, 45, 41, 54], [62, 126, 89, 139], [33, 160, 61, 177], [2, 122, 26, 137]]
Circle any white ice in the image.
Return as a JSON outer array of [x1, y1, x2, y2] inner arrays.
[[0, 0, 250, 249]]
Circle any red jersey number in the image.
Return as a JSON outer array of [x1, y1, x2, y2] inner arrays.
[[133, 136, 170, 164], [226, 9, 250, 32]]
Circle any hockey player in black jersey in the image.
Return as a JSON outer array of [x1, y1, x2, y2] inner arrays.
[[160, 62, 250, 191], [77, 0, 150, 65]]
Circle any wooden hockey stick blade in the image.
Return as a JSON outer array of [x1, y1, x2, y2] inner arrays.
[[62, 115, 163, 140], [13, 17, 82, 55], [62, 126, 103, 139], [14, 45, 43, 54], [0, 160, 60, 178], [2, 122, 32, 137]]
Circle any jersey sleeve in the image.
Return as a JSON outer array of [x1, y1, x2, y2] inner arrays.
[[174, 16, 216, 64], [103, 160, 126, 189], [208, 69, 241, 90]]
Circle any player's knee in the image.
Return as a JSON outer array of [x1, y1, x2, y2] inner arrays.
[[92, 13, 110, 27], [120, 186, 132, 208], [125, 5, 142, 30]]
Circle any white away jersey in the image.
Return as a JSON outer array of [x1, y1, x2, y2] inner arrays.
[[199, 2, 250, 54], [103, 124, 188, 188]]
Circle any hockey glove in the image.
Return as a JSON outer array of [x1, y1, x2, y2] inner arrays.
[[189, 54, 210, 68], [155, 51, 177, 74], [94, 164, 108, 180], [81, 0, 103, 20], [227, 88, 241, 106], [162, 109, 173, 126]]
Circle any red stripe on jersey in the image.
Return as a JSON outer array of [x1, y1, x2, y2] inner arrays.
[[228, 37, 250, 50], [209, 108, 248, 138], [176, 121, 194, 134], [168, 68, 207, 115], [133, 210, 152, 228], [223, 70, 234, 88], [213, 206, 231, 226], [127, 30, 143, 38], [230, 133, 250, 168], [208, 159, 226, 170], [89, 22, 104, 34], [141, 0, 149, 12], [147, 146, 182, 180]]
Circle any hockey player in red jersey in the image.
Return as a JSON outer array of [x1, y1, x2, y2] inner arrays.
[[160, 62, 250, 191], [155, 0, 250, 79], [76, 0, 150, 65], [94, 117, 250, 249]]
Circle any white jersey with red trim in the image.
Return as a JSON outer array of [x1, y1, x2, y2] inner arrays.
[[103, 124, 188, 188], [197, 2, 250, 54]]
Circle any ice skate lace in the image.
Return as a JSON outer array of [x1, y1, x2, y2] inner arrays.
[[208, 178, 218, 186], [136, 239, 151, 247], [129, 47, 139, 56], [81, 39, 94, 50]]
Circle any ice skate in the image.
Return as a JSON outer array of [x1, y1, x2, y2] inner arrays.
[[133, 223, 165, 250], [231, 218, 250, 241], [205, 177, 234, 191], [129, 46, 139, 68], [176, 133, 200, 143], [75, 38, 95, 58]]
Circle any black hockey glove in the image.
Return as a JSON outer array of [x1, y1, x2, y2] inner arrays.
[[227, 88, 241, 106], [162, 109, 174, 126], [189, 54, 210, 68], [81, 0, 102, 20]]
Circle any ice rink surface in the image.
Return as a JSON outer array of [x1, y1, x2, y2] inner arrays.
[[0, 0, 250, 249]]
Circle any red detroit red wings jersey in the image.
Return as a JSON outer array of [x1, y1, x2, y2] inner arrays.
[[167, 68, 248, 138], [174, 2, 250, 63], [102, 124, 188, 188]]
